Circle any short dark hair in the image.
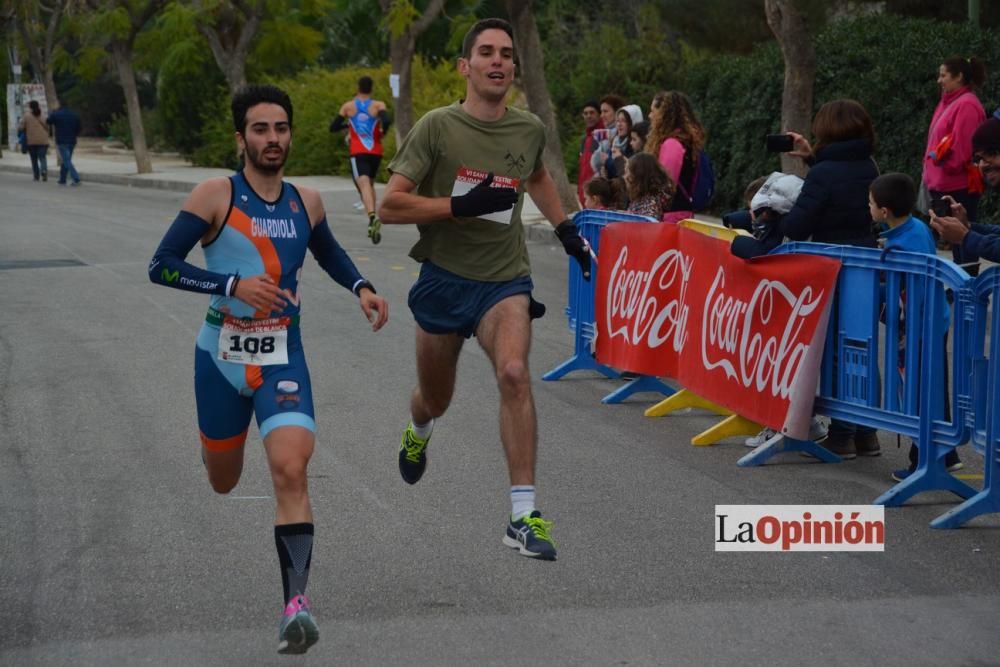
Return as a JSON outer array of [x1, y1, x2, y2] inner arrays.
[[461, 18, 514, 59], [743, 175, 769, 207], [870, 173, 917, 218], [29, 100, 41, 115], [582, 100, 600, 113], [584, 176, 627, 209], [600, 95, 626, 113], [231, 84, 293, 135], [358, 75, 373, 94], [811, 99, 875, 155], [631, 120, 649, 145]]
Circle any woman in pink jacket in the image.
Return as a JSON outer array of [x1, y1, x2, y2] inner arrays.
[[923, 55, 987, 274], [645, 90, 707, 223]]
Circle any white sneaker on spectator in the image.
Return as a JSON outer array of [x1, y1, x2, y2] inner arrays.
[[744, 428, 777, 448], [809, 417, 829, 442], [744, 418, 827, 448]]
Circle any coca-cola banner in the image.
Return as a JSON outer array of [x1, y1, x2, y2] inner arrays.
[[595, 223, 841, 439]]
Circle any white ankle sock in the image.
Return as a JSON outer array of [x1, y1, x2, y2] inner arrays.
[[511, 485, 535, 520], [411, 419, 434, 440]]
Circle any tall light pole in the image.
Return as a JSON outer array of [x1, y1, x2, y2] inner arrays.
[[969, 0, 981, 26]]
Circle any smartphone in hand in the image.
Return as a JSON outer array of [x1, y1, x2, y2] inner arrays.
[[930, 197, 951, 217], [765, 133, 794, 153]]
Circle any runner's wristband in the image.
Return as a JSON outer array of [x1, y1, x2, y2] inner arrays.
[[352, 279, 376, 296], [227, 275, 241, 297]]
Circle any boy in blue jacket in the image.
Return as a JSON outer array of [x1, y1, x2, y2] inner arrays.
[[870, 172, 962, 479]]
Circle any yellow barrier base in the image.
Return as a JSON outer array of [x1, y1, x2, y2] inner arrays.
[[691, 414, 764, 447], [645, 389, 764, 447], [644, 388, 731, 418]]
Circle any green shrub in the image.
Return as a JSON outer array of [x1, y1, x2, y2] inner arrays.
[[190, 58, 466, 178], [157, 40, 226, 157], [107, 107, 166, 151], [686, 15, 1000, 218]]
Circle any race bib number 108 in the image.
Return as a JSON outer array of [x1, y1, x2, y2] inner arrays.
[[218, 316, 289, 366]]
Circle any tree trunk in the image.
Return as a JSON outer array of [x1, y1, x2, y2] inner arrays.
[[765, 0, 815, 177], [505, 0, 578, 213], [111, 41, 153, 174], [15, 12, 60, 109], [197, 0, 261, 94], [380, 0, 445, 143], [389, 32, 416, 143]]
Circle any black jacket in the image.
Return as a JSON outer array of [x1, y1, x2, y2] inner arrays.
[[779, 139, 878, 248]]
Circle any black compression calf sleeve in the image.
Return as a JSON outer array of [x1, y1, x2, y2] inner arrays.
[[275, 523, 314, 603]]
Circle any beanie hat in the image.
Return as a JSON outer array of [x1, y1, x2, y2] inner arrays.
[[971, 118, 1000, 154], [620, 104, 643, 125]]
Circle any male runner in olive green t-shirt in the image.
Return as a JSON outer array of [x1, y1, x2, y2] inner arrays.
[[379, 17, 590, 561]]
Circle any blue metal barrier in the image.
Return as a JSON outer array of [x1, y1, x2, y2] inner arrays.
[[932, 266, 1000, 528], [749, 243, 978, 507], [543, 210, 671, 403]]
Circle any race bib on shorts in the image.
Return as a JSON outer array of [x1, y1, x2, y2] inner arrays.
[[452, 167, 519, 225], [218, 316, 289, 366]]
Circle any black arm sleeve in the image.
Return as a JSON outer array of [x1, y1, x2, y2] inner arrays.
[[149, 210, 232, 295], [329, 115, 347, 133], [308, 217, 367, 294], [378, 109, 392, 134]]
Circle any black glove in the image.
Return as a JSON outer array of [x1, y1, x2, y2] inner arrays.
[[451, 172, 518, 219], [555, 219, 592, 280]]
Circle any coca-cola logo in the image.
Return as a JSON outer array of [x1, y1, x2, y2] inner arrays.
[[700, 267, 824, 398], [605, 246, 693, 352]]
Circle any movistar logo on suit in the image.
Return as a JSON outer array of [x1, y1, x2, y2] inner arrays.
[[161, 268, 179, 284]]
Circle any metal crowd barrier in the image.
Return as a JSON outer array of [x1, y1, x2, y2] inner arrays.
[[542, 209, 673, 403], [932, 266, 1000, 528], [743, 243, 979, 514]]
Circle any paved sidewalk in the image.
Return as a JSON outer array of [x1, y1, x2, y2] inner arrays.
[[0, 138, 569, 242]]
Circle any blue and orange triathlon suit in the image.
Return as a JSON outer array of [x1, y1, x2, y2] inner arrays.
[[149, 171, 373, 451], [348, 97, 384, 181]]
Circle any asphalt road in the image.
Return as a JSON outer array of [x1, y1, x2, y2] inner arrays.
[[1, 172, 999, 666]]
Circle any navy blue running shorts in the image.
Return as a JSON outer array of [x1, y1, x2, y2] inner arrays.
[[408, 261, 534, 338]]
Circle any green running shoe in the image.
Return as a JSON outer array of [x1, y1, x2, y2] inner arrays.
[[503, 510, 557, 560], [368, 216, 382, 245], [399, 423, 430, 484]]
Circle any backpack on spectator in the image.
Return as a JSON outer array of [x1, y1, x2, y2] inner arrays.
[[676, 150, 715, 211]]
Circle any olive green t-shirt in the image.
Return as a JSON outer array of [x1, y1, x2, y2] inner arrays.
[[387, 101, 546, 282]]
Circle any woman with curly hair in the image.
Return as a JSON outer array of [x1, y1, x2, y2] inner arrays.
[[645, 90, 707, 222]]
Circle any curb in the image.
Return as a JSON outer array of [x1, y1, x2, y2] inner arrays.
[[2, 161, 562, 244], [0, 163, 197, 193]]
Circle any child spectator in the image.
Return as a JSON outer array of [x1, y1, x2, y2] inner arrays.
[[630, 121, 649, 155], [869, 172, 962, 479], [584, 176, 627, 210], [602, 108, 638, 178], [722, 175, 769, 232], [624, 153, 673, 220], [730, 172, 804, 259]]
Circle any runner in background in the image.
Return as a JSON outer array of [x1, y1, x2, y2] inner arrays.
[[330, 76, 391, 244]]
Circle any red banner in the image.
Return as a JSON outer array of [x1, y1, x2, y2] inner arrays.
[[595, 223, 841, 439]]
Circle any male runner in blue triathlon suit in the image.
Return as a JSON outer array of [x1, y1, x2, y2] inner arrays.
[[330, 76, 391, 244], [149, 85, 388, 655]]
